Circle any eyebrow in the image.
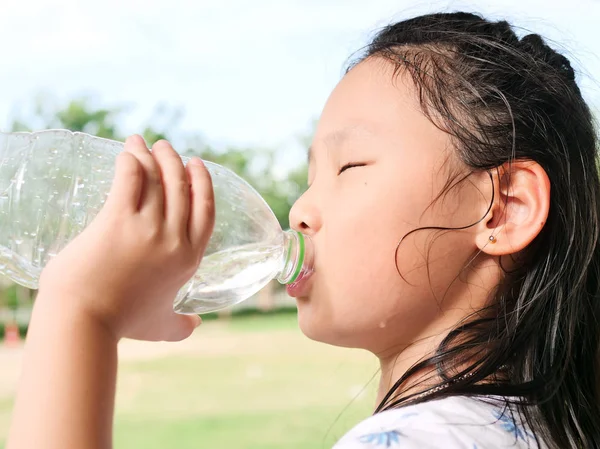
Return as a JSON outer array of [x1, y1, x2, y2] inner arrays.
[[307, 125, 371, 164]]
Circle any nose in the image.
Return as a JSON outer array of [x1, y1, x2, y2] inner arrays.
[[289, 188, 322, 236]]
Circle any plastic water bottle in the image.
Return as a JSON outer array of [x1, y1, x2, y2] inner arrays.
[[0, 129, 313, 314]]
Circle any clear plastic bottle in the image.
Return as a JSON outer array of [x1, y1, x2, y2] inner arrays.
[[0, 129, 313, 314]]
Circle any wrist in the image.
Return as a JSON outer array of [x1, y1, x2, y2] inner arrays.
[[32, 289, 122, 345]]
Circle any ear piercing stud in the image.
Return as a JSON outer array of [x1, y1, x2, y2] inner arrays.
[[489, 235, 497, 244]]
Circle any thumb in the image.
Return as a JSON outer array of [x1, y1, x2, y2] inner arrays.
[[163, 313, 202, 342]]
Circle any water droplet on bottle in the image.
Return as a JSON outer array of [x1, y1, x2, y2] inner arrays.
[[14, 239, 23, 245], [30, 232, 37, 237], [38, 247, 45, 252]]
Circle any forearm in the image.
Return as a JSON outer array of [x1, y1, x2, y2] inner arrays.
[[7, 293, 118, 449]]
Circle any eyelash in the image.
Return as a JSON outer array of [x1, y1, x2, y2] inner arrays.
[[338, 162, 366, 175]]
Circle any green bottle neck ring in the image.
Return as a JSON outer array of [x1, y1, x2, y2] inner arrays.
[[277, 230, 312, 285]]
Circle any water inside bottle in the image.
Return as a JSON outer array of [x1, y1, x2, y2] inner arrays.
[[173, 242, 284, 314], [0, 132, 118, 288]]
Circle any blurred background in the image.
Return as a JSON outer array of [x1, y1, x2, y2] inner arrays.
[[0, 0, 598, 448]]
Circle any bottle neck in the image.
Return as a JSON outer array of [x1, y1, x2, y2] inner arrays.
[[276, 230, 314, 285]]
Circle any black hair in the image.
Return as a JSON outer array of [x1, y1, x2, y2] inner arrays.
[[352, 12, 600, 448]]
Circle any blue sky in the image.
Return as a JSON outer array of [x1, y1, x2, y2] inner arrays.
[[0, 0, 598, 170]]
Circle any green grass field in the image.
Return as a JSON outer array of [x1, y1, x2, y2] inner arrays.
[[0, 311, 379, 448]]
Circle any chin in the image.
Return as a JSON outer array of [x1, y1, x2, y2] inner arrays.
[[296, 298, 330, 342], [296, 299, 360, 348]]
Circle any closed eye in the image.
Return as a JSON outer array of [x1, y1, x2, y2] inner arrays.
[[338, 162, 367, 175]]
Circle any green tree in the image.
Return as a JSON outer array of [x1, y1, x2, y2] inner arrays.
[[10, 94, 122, 139], [9, 95, 183, 145]]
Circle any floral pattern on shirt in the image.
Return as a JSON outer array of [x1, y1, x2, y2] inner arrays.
[[332, 396, 543, 448], [493, 409, 534, 443]]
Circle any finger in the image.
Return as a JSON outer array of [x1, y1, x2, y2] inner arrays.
[[187, 158, 215, 253], [124, 135, 164, 219], [151, 140, 190, 236], [104, 151, 143, 213], [162, 313, 202, 342]]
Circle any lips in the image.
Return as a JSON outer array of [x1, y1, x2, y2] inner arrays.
[[286, 269, 314, 298]]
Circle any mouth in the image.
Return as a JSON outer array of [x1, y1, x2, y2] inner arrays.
[[286, 269, 314, 298]]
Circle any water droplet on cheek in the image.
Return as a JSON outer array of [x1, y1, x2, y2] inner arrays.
[[379, 321, 387, 329]]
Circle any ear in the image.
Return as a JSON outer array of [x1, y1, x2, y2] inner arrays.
[[475, 160, 550, 256]]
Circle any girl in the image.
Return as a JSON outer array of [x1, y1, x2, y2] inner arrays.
[[7, 11, 600, 449]]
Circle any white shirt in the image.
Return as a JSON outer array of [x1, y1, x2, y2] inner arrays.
[[334, 396, 544, 448]]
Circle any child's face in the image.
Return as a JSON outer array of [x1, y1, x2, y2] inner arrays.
[[289, 57, 492, 354]]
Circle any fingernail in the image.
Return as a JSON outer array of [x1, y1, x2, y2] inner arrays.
[[125, 134, 141, 145], [190, 157, 204, 166], [195, 315, 203, 327]]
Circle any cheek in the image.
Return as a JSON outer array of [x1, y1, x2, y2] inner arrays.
[[325, 192, 399, 285], [300, 183, 412, 337], [321, 172, 428, 291], [298, 168, 453, 347]]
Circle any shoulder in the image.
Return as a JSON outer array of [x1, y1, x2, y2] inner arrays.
[[333, 395, 541, 449]]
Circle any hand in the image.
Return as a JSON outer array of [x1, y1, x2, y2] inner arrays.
[[38, 135, 215, 342]]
